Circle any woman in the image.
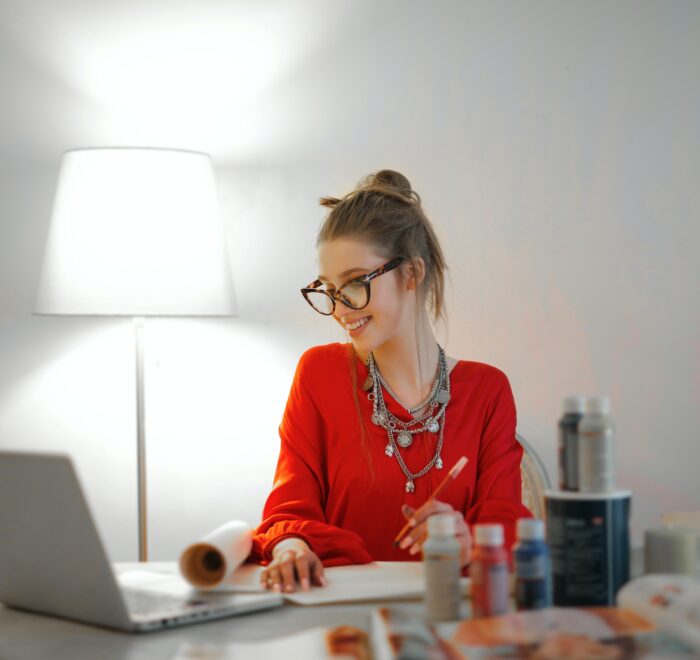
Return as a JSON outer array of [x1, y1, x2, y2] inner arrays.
[[251, 170, 532, 593]]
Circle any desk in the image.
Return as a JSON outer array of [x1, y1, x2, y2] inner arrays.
[[0, 550, 647, 660], [0, 598, 424, 660]]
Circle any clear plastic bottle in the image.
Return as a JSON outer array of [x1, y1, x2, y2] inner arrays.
[[558, 395, 586, 491], [513, 518, 552, 610], [578, 396, 615, 493], [470, 524, 509, 617], [423, 513, 462, 621]]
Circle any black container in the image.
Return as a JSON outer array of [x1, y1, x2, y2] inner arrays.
[[558, 396, 585, 491], [545, 490, 631, 606]]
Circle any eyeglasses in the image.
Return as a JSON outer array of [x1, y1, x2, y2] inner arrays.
[[301, 257, 405, 316]]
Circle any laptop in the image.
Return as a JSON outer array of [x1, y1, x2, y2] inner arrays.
[[0, 450, 283, 632]]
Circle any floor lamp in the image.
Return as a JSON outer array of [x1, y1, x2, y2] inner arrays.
[[34, 147, 236, 562]]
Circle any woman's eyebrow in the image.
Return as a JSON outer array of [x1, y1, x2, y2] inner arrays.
[[318, 267, 368, 282]]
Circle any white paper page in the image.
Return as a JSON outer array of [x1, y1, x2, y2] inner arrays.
[[208, 561, 428, 601], [115, 561, 470, 604], [285, 561, 428, 605]]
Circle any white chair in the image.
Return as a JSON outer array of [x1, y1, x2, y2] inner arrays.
[[517, 433, 551, 520]]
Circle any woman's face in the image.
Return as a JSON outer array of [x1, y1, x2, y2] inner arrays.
[[317, 237, 414, 353]]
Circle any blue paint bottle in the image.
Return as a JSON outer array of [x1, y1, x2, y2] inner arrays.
[[514, 518, 552, 610]]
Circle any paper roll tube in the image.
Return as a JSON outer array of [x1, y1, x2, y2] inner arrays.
[[179, 520, 253, 589]]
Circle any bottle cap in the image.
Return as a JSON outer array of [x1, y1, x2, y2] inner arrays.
[[563, 395, 586, 414], [517, 518, 544, 541], [475, 524, 504, 546], [427, 513, 456, 537], [586, 396, 611, 415]]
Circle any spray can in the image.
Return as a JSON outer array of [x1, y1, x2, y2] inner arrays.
[[470, 524, 509, 617], [558, 395, 586, 491], [513, 518, 552, 610], [423, 513, 462, 621], [578, 396, 615, 493]]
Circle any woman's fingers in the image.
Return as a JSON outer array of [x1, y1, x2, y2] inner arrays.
[[278, 550, 298, 592], [454, 512, 470, 536], [295, 551, 312, 591], [260, 548, 327, 592], [407, 530, 428, 555], [309, 555, 327, 587], [411, 499, 453, 524], [261, 564, 282, 592], [399, 502, 468, 556]]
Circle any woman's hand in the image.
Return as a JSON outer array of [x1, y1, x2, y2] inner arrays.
[[260, 537, 327, 593], [399, 500, 472, 567]]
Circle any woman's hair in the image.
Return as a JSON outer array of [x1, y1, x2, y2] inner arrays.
[[317, 169, 446, 324], [316, 170, 448, 481]]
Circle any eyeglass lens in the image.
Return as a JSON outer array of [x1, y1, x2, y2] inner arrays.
[[306, 280, 368, 314]]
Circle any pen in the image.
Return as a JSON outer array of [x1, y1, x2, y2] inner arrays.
[[393, 455, 468, 548]]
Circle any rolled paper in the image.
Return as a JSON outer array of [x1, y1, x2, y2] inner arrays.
[[179, 520, 253, 589]]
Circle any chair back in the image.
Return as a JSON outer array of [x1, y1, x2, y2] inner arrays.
[[517, 433, 551, 520]]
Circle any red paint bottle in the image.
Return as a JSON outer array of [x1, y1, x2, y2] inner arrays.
[[470, 524, 509, 617]]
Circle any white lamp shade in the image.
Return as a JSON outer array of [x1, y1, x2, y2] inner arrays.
[[35, 148, 236, 316]]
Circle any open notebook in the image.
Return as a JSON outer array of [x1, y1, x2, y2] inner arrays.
[[116, 560, 469, 606]]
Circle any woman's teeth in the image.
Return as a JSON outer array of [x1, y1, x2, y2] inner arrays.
[[347, 316, 370, 331]]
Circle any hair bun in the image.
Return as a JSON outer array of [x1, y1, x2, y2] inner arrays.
[[356, 169, 420, 205], [369, 169, 413, 195]]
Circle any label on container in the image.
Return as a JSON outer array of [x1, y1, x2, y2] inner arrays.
[[472, 561, 509, 617], [515, 554, 551, 609], [485, 563, 509, 615], [425, 554, 462, 621], [546, 494, 630, 606], [515, 555, 547, 580]]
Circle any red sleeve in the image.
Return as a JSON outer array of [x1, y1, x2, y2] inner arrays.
[[249, 350, 373, 566], [465, 371, 533, 559]]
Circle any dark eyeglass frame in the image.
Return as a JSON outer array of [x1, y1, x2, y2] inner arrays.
[[301, 257, 405, 316]]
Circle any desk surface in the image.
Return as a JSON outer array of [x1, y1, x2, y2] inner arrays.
[[0, 551, 648, 660], [0, 597, 423, 660]]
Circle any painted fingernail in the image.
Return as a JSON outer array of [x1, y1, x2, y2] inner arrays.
[[301, 578, 310, 591], [409, 544, 419, 555], [272, 583, 281, 593], [285, 584, 294, 593], [409, 518, 417, 527], [320, 576, 328, 586], [399, 536, 413, 549]]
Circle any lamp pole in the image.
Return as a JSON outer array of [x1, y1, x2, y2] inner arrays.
[[134, 317, 148, 561]]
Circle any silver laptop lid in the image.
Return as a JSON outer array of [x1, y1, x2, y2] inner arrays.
[[0, 451, 132, 630]]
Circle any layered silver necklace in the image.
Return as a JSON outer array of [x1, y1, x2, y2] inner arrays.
[[363, 345, 451, 493]]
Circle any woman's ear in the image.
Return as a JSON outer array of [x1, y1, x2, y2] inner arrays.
[[404, 257, 426, 291]]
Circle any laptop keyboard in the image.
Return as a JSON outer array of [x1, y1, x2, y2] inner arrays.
[[122, 587, 208, 615]]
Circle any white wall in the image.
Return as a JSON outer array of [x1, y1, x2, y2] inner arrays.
[[0, 0, 698, 560]]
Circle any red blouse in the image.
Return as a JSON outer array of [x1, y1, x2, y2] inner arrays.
[[251, 342, 532, 566]]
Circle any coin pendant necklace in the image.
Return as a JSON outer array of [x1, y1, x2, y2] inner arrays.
[[364, 345, 451, 493]]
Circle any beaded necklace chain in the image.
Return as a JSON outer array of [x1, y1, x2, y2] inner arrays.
[[363, 345, 451, 493]]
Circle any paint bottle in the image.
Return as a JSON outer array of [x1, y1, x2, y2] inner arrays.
[[423, 513, 462, 621], [470, 524, 509, 617], [513, 518, 552, 610], [578, 396, 615, 493], [558, 395, 586, 491]]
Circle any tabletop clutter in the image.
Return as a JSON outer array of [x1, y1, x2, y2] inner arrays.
[[423, 392, 697, 622], [172, 394, 700, 657]]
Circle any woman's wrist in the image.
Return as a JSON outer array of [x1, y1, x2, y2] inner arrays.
[[271, 536, 311, 560]]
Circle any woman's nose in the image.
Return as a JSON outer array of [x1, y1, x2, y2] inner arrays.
[[333, 298, 353, 323]]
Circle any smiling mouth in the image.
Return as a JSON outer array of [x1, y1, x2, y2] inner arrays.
[[346, 316, 371, 331]]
